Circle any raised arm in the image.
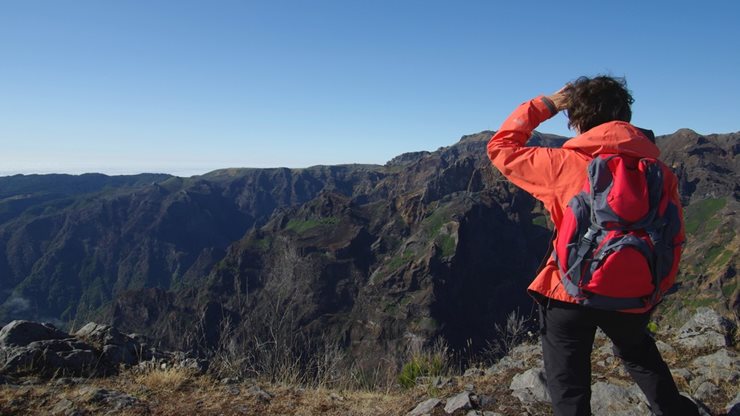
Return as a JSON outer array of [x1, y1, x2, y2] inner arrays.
[[487, 94, 568, 203]]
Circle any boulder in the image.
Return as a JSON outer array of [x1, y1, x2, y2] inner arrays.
[[477, 394, 496, 408], [102, 344, 137, 366], [0, 320, 155, 378], [590, 381, 650, 415], [50, 398, 77, 416], [406, 398, 441, 416], [1, 342, 108, 377], [463, 367, 486, 377], [246, 385, 272, 402], [675, 308, 735, 349], [0, 321, 68, 347], [77, 386, 140, 410], [27, 338, 91, 353], [509, 367, 549, 404], [689, 349, 739, 392], [57, 349, 99, 374], [74, 322, 142, 367], [1, 348, 43, 375], [444, 391, 473, 414], [485, 355, 526, 375], [178, 357, 209, 374], [74, 323, 129, 350]]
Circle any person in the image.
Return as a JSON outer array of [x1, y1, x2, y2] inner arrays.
[[486, 76, 698, 415]]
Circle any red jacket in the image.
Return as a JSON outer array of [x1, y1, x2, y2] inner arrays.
[[487, 96, 685, 312]]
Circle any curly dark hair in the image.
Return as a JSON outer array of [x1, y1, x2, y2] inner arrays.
[[564, 76, 634, 133]]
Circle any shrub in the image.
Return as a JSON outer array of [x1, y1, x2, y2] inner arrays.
[[646, 321, 659, 335], [484, 309, 533, 360], [398, 338, 449, 389]]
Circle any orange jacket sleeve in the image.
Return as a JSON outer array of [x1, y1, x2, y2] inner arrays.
[[487, 96, 583, 215]]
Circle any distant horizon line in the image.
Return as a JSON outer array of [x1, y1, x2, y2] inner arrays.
[[2, 126, 735, 179], [0, 163, 390, 179]]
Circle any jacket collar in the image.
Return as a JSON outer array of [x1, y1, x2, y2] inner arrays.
[[563, 121, 660, 158]]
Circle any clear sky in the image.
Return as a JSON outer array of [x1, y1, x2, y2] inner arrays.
[[1, 1, 738, 176]]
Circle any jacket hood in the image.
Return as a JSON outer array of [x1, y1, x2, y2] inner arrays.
[[563, 121, 660, 158]]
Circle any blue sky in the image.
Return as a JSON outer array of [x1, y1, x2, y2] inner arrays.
[[1, 1, 738, 176]]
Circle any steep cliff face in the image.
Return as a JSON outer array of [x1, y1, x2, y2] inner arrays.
[[103, 132, 552, 367], [0, 167, 389, 323], [654, 130, 739, 325], [0, 129, 737, 369], [656, 129, 739, 203]]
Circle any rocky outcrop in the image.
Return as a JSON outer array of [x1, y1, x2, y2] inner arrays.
[[675, 307, 736, 349], [0, 320, 68, 347], [0, 320, 151, 377]]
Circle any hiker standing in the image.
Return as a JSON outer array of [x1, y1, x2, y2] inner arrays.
[[487, 76, 699, 415]]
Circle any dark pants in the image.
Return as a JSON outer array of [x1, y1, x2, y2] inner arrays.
[[540, 300, 698, 416]]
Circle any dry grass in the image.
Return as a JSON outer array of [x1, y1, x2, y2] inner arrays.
[[0, 373, 416, 416], [134, 366, 194, 392]]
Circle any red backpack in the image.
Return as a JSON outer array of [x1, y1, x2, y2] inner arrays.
[[554, 154, 682, 310]]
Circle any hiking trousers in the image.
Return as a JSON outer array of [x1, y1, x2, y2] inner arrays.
[[539, 300, 699, 416]]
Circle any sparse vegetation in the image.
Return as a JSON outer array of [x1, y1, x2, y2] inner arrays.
[[135, 366, 194, 392], [722, 281, 737, 298], [398, 338, 449, 389], [437, 234, 456, 258], [386, 249, 414, 271], [423, 209, 449, 236], [684, 197, 726, 235], [285, 217, 339, 233], [484, 309, 532, 359]]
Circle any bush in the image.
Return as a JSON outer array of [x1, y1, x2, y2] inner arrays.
[[484, 309, 533, 360], [398, 338, 449, 389]]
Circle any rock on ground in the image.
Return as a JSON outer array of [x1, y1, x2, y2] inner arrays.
[[444, 391, 472, 414], [406, 398, 441, 416], [675, 307, 735, 349], [509, 367, 549, 404], [590, 381, 650, 416]]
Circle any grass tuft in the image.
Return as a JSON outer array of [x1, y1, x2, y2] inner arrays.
[[135, 366, 194, 392]]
